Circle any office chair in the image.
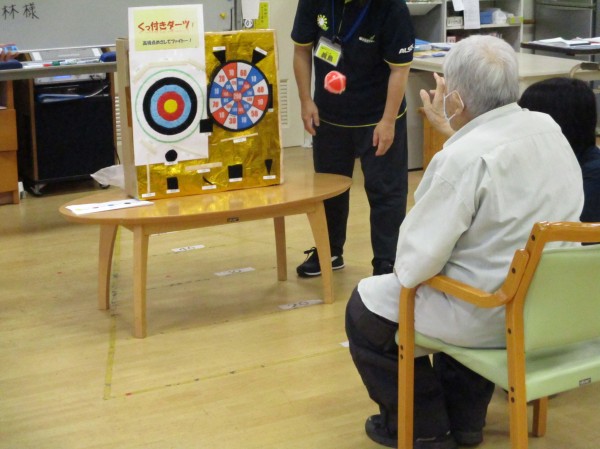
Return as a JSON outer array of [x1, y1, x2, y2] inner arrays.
[[397, 221, 600, 449]]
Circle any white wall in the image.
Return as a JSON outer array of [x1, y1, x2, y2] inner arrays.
[[258, 1, 305, 148]]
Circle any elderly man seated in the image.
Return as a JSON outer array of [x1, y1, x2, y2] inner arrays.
[[345, 35, 584, 449]]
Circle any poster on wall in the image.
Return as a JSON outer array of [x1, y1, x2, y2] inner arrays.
[[126, 4, 282, 200]]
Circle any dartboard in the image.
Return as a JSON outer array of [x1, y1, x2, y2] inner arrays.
[[208, 60, 270, 132], [135, 68, 204, 142]]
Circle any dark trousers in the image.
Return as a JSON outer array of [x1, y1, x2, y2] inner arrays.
[[312, 118, 408, 268], [345, 288, 495, 438]]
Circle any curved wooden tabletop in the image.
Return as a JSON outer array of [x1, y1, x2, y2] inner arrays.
[[59, 171, 352, 226]]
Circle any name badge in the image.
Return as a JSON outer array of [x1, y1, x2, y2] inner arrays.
[[315, 37, 342, 67]]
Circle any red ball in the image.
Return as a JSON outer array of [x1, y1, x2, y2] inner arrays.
[[324, 70, 346, 94]]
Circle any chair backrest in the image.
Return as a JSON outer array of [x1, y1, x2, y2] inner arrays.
[[522, 243, 600, 352]]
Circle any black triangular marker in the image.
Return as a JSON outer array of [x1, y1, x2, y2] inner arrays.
[[252, 47, 267, 65], [213, 47, 227, 65], [265, 159, 273, 174]]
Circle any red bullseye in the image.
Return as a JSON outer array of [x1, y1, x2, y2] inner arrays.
[[324, 70, 346, 95], [157, 91, 185, 121]]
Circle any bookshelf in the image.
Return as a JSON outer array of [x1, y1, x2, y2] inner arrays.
[[405, 0, 524, 169], [408, 0, 523, 50]]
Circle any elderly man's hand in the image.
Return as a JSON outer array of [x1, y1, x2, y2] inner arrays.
[[419, 72, 455, 138]]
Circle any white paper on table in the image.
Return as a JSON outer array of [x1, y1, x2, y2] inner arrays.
[[463, 0, 481, 29], [241, 0, 260, 19], [451, 0, 464, 12], [536, 37, 590, 46], [66, 199, 154, 215]]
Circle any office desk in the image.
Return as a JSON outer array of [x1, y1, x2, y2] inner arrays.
[[411, 52, 600, 87], [521, 41, 600, 57], [59, 171, 352, 338], [0, 62, 117, 82], [3, 61, 118, 193]]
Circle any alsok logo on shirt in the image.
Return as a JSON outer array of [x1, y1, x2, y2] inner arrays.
[[399, 43, 414, 54]]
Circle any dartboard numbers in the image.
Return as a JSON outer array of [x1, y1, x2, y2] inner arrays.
[[208, 60, 270, 131]]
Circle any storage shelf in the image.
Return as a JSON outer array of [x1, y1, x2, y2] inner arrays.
[[407, 1, 442, 16], [410, 0, 523, 51], [446, 23, 523, 30]]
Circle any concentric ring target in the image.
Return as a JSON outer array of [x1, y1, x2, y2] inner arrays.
[[143, 77, 197, 135], [135, 68, 205, 143], [208, 60, 270, 132]]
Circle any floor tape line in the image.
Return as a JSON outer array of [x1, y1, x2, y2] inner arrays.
[[103, 227, 122, 400], [116, 346, 346, 398]]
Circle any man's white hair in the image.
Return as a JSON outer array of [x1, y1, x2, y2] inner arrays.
[[443, 35, 519, 118]]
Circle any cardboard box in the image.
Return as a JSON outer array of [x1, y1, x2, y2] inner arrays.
[[446, 16, 463, 28]]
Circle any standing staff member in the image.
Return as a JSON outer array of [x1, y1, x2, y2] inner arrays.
[[291, 0, 415, 277]]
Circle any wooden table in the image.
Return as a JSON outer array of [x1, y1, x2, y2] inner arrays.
[[59, 171, 352, 338]]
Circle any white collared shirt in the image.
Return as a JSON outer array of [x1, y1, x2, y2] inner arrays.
[[358, 103, 584, 348]]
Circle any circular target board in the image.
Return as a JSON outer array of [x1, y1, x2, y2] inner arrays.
[[135, 68, 204, 142], [208, 61, 270, 132]]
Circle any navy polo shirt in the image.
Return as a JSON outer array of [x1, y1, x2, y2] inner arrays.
[[292, 0, 415, 126]]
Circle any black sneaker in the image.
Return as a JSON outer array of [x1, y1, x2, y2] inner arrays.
[[415, 433, 458, 449], [296, 247, 344, 277], [364, 415, 397, 448], [365, 415, 458, 449], [453, 430, 483, 446]]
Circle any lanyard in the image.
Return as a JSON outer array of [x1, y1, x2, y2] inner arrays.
[[331, 0, 372, 45]]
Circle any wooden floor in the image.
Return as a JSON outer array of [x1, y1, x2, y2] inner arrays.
[[1, 146, 598, 448]]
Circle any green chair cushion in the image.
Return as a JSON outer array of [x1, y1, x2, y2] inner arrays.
[[415, 333, 600, 401]]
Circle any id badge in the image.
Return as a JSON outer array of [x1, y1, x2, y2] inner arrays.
[[315, 37, 342, 67]]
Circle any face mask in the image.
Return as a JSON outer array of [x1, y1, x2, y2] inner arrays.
[[443, 90, 464, 123]]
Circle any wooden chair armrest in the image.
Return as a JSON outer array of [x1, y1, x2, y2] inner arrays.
[[422, 249, 529, 308], [424, 276, 497, 307]]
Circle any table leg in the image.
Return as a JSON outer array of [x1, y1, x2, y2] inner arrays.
[[273, 216, 287, 281], [98, 224, 118, 310], [307, 201, 334, 304], [133, 226, 150, 338]]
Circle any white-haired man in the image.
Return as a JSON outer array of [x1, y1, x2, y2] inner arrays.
[[346, 35, 584, 449]]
